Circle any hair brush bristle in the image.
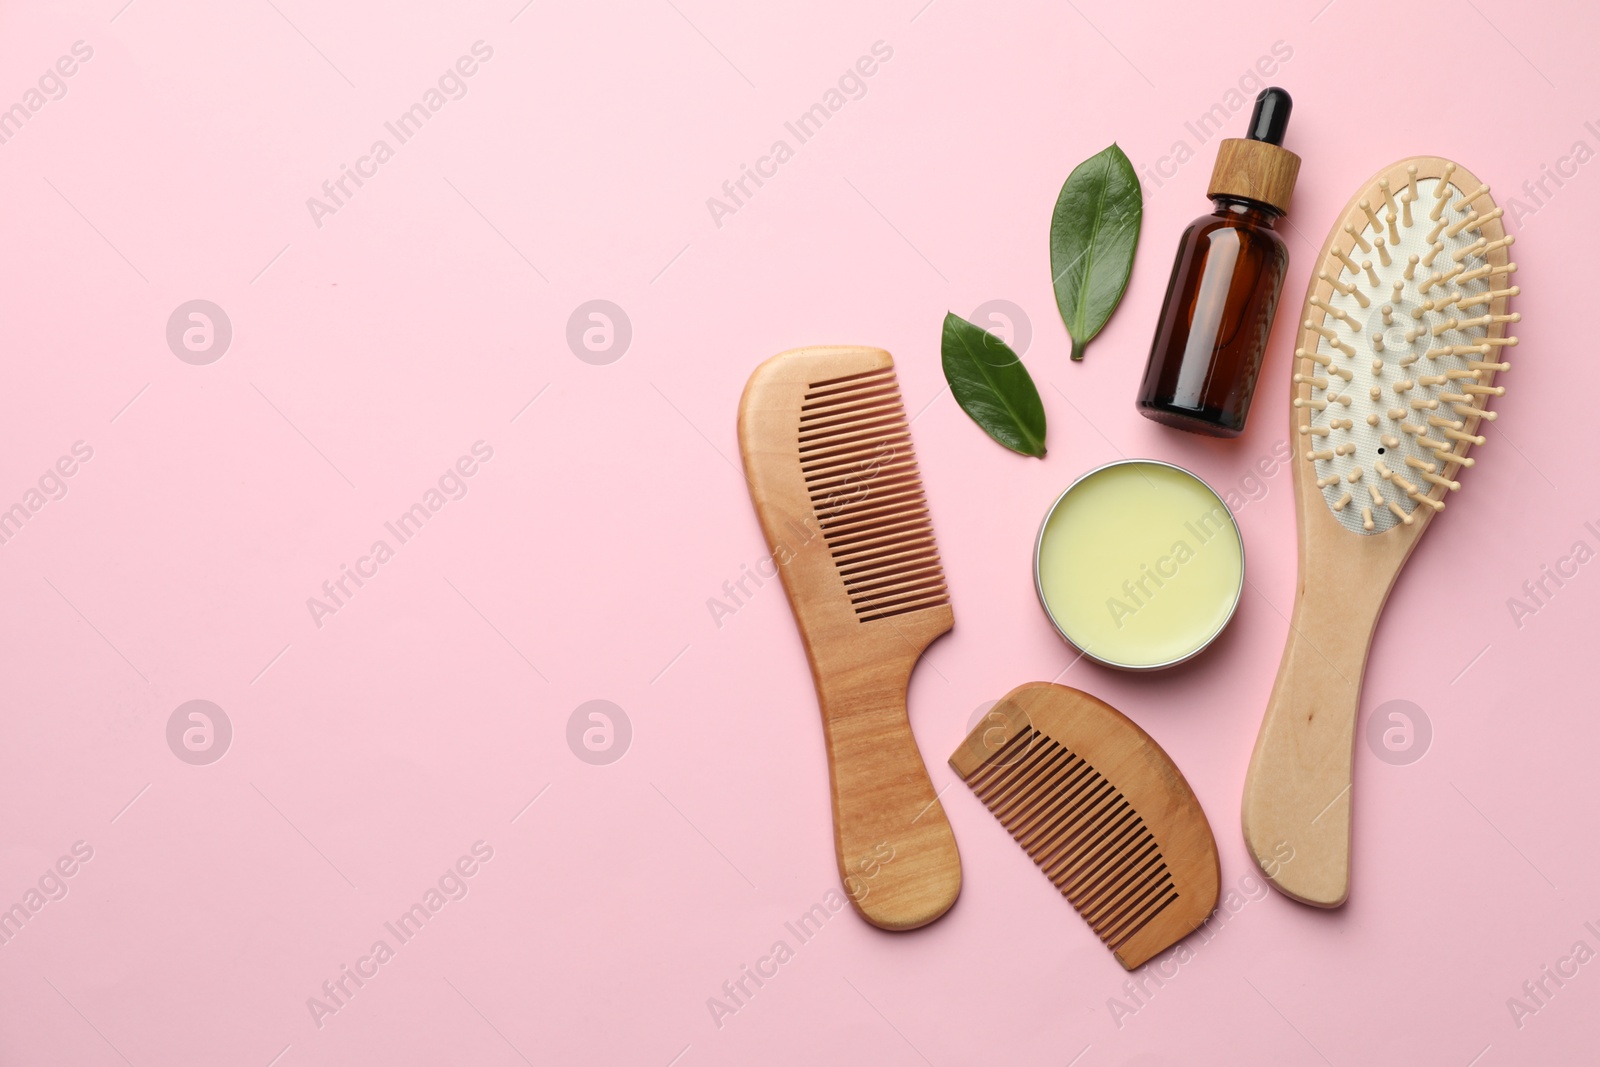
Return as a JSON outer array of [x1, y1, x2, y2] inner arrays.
[[1297, 159, 1516, 535]]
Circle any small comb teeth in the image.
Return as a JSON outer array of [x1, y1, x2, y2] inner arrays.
[[966, 730, 1178, 951], [798, 369, 949, 622]]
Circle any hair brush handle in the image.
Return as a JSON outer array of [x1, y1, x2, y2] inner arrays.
[[817, 624, 961, 931], [1241, 573, 1392, 907]]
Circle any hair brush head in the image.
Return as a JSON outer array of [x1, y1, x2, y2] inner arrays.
[[1296, 158, 1515, 535]]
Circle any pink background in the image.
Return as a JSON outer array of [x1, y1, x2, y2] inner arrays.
[[2, 0, 1596, 1063]]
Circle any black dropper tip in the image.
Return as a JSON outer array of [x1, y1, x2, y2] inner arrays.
[[1246, 87, 1292, 146]]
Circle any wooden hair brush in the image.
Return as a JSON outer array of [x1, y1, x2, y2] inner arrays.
[[950, 683, 1219, 969], [1242, 157, 1516, 907], [738, 346, 960, 931]]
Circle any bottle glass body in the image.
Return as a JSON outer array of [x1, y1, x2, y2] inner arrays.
[[1136, 197, 1289, 437]]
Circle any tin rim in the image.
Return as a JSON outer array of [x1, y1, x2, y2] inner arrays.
[[1031, 458, 1246, 672]]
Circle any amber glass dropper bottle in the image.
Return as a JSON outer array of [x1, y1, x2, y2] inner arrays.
[[1136, 87, 1301, 437]]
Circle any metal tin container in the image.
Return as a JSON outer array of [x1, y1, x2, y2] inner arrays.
[[1033, 458, 1245, 671]]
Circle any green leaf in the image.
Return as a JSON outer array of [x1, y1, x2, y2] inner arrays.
[[1050, 143, 1143, 361], [940, 312, 1047, 458]]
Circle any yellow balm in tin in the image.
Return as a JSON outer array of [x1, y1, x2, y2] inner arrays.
[[1035, 460, 1244, 670]]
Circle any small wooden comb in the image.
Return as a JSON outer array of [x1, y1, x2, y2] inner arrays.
[[738, 345, 960, 931], [950, 683, 1219, 968]]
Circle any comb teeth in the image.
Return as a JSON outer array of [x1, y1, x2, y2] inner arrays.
[[798, 368, 949, 622], [964, 728, 1178, 952]]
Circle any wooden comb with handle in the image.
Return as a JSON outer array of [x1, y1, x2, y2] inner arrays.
[[1242, 158, 1515, 907], [950, 683, 1219, 968], [738, 346, 960, 931]]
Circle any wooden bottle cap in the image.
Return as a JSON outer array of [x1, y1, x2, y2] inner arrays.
[[1207, 138, 1301, 215]]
